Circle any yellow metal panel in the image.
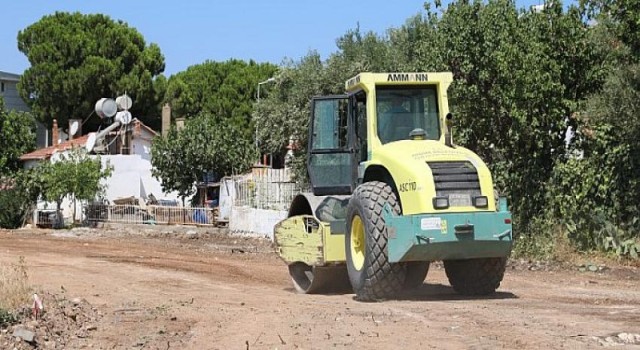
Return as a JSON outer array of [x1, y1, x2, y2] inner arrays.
[[322, 225, 346, 262], [364, 141, 496, 215], [273, 215, 324, 266]]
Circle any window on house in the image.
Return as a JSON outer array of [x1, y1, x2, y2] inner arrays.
[[1, 82, 4, 93]]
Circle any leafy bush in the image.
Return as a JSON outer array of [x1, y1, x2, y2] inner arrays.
[[0, 186, 29, 229], [0, 170, 41, 229]]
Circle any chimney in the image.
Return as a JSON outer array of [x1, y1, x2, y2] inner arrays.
[[52, 119, 59, 146], [176, 117, 185, 131], [162, 104, 171, 137]]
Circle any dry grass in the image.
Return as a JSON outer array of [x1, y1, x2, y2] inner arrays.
[[0, 256, 31, 311]]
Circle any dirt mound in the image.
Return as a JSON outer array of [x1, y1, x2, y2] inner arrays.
[[0, 292, 101, 349]]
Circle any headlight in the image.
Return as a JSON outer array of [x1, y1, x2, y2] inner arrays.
[[433, 196, 449, 209], [473, 196, 488, 208]]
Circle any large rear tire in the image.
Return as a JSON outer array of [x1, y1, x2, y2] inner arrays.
[[346, 181, 406, 301], [443, 257, 507, 295], [288, 263, 351, 294]]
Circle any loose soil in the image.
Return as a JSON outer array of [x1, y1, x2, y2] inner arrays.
[[0, 226, 639, 349]]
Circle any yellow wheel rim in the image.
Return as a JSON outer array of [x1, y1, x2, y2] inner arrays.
[[350, 215, 365, 271]]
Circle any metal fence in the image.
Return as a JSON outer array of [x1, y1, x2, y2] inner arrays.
[[33, 209, 60, 228], [232, 169, 306, 211], [84, 204, 219, 226]]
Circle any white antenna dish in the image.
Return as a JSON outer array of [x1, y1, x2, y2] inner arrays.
[[116, 94, 133, 110], [69, 120, 79, 136], [85, 132, 97, 152], [95, 98, 117, 119], [115, 111, 132, 125]]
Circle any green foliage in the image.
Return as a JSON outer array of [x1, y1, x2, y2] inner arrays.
[[402, 0, 606, 229], [0, 97, 36, 176], [151, 113, 257, 202], [254, 53, 330, 180], [254, 31, 400, 180], [39, 148, 113, 208], [541, 63, 640, 258], [0, 169, 43, 229], [164, 59, 277, 138], [17, 12, 166, 131], [582, 0, 640, 59]]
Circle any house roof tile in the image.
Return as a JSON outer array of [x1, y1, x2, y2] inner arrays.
[[19, 134, 90, 161]]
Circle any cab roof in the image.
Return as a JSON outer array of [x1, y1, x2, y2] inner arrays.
[[345, 72, 453, 92]]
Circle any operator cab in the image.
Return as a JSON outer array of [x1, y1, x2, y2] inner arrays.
[[307, 72, 450, 197]]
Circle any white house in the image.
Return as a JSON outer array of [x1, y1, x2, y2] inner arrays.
[[20, 118, 181, 222]]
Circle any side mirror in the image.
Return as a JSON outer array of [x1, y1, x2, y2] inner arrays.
[[445, 112, 453, 147]]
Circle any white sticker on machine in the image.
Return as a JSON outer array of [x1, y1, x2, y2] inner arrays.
[[421, 217, 442, 231]]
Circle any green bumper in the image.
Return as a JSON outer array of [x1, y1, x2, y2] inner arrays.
[[384, 206, 513, 263]]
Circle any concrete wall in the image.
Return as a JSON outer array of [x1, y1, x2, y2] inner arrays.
[[98, 154, 181, 202], [218, 177, 236, 222], [229, 206, 287, 240], [131, 137, 152, 161]]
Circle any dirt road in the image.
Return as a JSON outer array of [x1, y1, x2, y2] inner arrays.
[[1, 227, 639, 349]]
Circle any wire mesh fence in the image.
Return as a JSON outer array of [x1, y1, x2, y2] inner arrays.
[[83, 204, 219, 226], [232, 168, 307, 211]]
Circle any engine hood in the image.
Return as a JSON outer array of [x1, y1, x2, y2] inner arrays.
[[375, 140, 484, 166], [366, 139, 495, 215]]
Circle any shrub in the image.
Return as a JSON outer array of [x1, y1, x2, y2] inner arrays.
[[0, 257, 31, 312]]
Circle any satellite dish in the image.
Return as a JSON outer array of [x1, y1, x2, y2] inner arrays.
[[50, 150, 61, 162], [115, 110, 132, 125], [69, 120, 79, 136], [85, 132, 97, 152], [95, 98, 117, 119], [116, 94, 133, 110]]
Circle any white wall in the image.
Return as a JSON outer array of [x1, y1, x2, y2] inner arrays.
[[218, 177, 235, 222], [131, 135, 153, 161], [99, 154, 181, 202], [229, 206, 287, 240]]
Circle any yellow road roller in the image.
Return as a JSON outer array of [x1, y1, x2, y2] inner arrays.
[[274, 72, 513, 301]]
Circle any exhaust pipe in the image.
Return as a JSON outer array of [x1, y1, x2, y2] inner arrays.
[[445, 112, 453, 147]]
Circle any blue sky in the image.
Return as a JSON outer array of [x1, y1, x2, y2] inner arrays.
[[2, 1, 547, 77]]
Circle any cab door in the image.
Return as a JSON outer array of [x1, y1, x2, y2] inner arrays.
[[307, 95, 355, 196]]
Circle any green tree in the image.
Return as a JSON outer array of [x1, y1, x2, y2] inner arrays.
[[164, 59, 277, 138], [40, 148, 113, 224], [582, 0, 640, 59], [400, 0, 606, 229], [0, 97, 36, 176], [17, 12, 166, 132], [541, 3, 640, 257], [151, 113, 256, 204], [0, 169, 44, 229]]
